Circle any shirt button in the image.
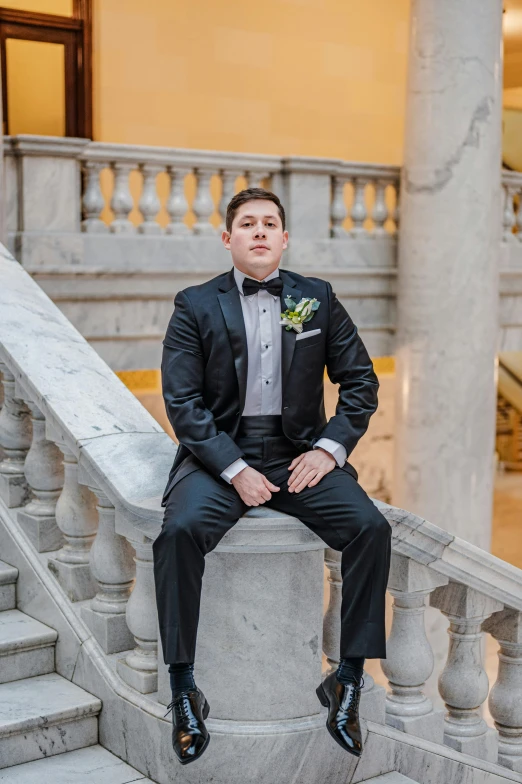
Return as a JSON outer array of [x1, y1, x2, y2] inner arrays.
[[263, 309, 266, 313], [265, 380, 269, 384], [265, 344, 268, 349]]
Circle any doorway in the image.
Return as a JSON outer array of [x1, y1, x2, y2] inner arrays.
[[0, 0, 92, 137]]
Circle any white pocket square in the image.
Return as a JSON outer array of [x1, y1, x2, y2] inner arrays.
[[295, 327, 321, 341]]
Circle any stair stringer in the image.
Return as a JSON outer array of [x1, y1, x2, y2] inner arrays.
[[2, 500, 522, 784]]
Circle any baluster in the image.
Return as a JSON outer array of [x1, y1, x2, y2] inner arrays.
[[165, 167, 190, 235], [430, 582, 503, 761], [392, 180, 400, 233], [48, 446, 98, 601], [350, 178, 369, 237], [503, 184, 517, 243], [110, 162, 135, 234], [116, 534, 158, 693], [17, 401, 64, 552], [138, 163, 162, 235], [219, 170, 239, 231], [81, 161, 108, 233], [372, 179, 389, 236], [0, 364, 31, 507], [193, 168, 218, 235], [483, 608, 522, 772], [330, 176, 348, 238], [382, 554, 447, 741], [322, 547, 385, 722], [516, 189, 522, 242], [247, 170, 269, 188], [81, 484, 135, 653]]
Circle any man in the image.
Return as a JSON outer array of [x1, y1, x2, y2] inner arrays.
[[153, 187, 392, 765]]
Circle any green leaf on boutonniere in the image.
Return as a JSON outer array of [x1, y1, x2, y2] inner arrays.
[[280, 296, 321, 333]]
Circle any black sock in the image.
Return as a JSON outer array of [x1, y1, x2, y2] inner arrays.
[[168, 662, 196, 697], [336, 656, 365, 685]]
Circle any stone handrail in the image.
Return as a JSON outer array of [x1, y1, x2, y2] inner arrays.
[[1, 243, 522, 770]]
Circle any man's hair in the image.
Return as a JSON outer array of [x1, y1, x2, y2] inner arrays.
[[225, 187, 286, 233]]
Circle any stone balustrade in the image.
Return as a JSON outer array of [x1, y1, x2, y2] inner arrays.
[[1, 244, 522, 774], [5, 136, 522, 372], [3, 135, 401, 366], [4, 134, 400, 241]]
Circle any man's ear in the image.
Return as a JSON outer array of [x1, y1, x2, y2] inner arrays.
[[282, 230, 289, 250], [221, 229, 231, 250]]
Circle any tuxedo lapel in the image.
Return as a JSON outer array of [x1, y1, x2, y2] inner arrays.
[[217, 269, 248, 414], [279, 271, 302, 394], [217, 267, 301, 413]]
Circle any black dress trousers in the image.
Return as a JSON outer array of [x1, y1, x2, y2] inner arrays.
[[153, 417, 392, 665]]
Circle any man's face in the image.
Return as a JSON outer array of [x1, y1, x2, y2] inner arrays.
[[221, 199, 288, 280]]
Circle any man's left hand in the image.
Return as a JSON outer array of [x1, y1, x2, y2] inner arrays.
[[287, 448, 336, 493]]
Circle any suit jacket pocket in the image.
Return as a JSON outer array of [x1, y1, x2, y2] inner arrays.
[[294, 335, 322, 350]]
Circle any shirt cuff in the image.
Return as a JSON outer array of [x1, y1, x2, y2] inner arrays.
[[314, 438, 347, 468], [220, 458, 249, 483]]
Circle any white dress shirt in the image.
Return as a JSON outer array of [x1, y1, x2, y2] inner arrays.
[[220, 265, 347, 483]]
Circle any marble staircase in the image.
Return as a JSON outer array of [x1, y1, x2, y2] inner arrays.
[[2, 245, 522, 782], [0, 558, 152, 780]]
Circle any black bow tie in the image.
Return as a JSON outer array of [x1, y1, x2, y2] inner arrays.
[[242, 276, 284, 298]]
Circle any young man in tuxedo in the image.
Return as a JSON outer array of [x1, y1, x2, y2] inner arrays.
[[153, 187, 392, 765]]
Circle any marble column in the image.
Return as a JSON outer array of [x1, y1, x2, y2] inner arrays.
[[394, 0, 503, 550]]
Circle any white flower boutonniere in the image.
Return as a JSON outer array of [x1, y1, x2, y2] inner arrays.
[[280, 296, 321, 333]]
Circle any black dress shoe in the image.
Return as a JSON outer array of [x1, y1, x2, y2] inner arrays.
[[164, 687, 210, 765], [316, 670, 364, 756]]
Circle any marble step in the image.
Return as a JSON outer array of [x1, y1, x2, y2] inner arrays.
[[0, 672, 101, 769], [360, 775, 418, 783], [0, 609, 57, 684], [0, 744, 154, 782], [0, 561, 18, 612]]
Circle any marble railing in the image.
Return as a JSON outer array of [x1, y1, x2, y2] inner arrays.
[[2, 134, 400, 367], [1, 244, 522, 773], [7, 136, 522, 369], [4, 134, 400, 241]]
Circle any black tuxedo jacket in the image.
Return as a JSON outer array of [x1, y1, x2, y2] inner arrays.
[[160, 266, 379, 506]]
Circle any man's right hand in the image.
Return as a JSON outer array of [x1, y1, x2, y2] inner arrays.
[[231, 466, 280, 506]]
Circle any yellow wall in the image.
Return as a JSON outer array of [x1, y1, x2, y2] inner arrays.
[[93, 0, 410, 164], [0, 0, 71, 12], [6, 0, 522, 169], [6, 39, 65, 136]]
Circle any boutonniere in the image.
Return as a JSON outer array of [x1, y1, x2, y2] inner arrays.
[[280, 296, 321, 333]]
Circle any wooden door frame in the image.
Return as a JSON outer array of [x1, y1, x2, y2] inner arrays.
[[0, 1, 92, 138]]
